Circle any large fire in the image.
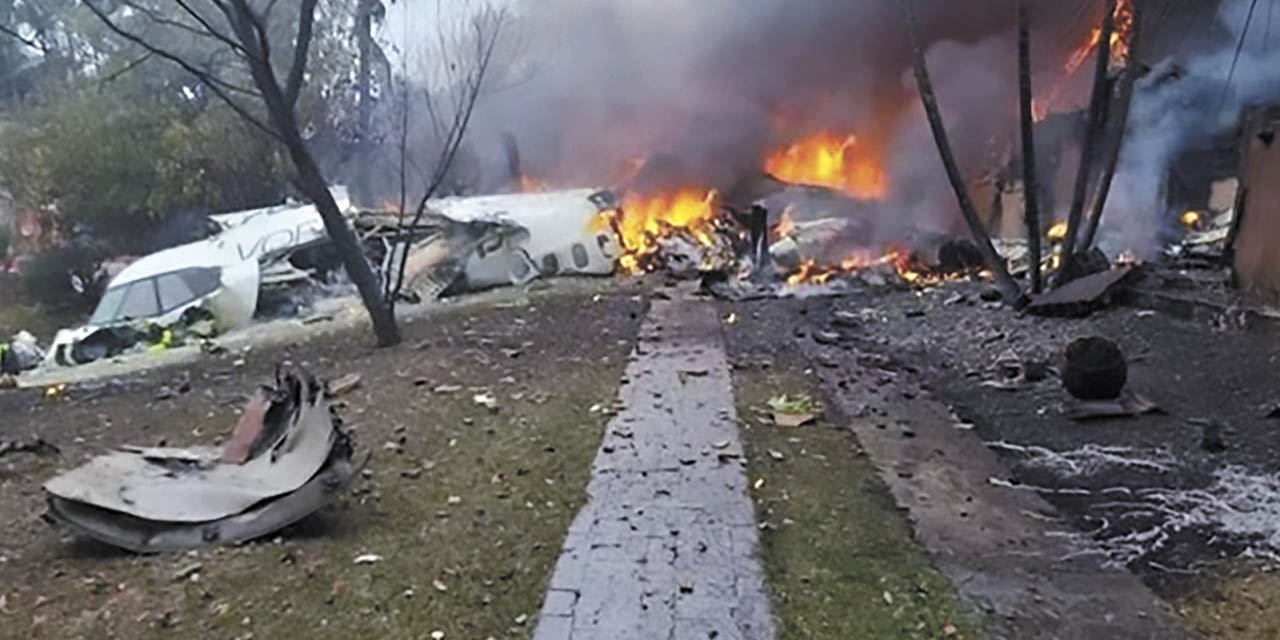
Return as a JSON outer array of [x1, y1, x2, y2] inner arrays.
[[1035, 0, 1135, 122], [765, 132, 888, 200], [597, 188, 720, 274]]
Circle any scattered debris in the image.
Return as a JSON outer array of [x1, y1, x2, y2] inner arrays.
[[1062, 337, 1128, 400], [43, 370, 366, 553], [0, 331, 44, 374], [0, 437, 60, 458], [353, 554, 383, 565]]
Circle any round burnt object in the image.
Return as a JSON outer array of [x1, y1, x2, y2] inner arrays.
[[1062, 337, 1127, 400], [937, 239, 985, 275]]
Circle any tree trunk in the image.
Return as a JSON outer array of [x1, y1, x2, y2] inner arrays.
[[274, 108, 401, 346], [901, 0, 1023, 302], [1083, 0, 1144, 250], [1058, 0, 1115, 282], [1017, 0, 1043, 293], [353, 0, 374, 210]]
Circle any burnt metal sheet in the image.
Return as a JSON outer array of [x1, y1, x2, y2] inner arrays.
[[47, 448, 366, 553], [44, 383, 335, 523], [1027, 267, 1135, 317]]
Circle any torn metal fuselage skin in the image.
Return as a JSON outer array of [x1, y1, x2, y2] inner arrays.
[[398, 189, 622, 300], [43, 371, 362, 553]]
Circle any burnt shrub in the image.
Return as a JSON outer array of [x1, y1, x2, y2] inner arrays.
[[20, 243, 107, 311]]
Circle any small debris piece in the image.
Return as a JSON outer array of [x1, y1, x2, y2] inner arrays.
[[813, 331, 841, 345], [515, 614, 528, 625], [328, 373, 363, 398], [830, 310, 860, 328], [1201, 423, 1228, 453], [433, 579, 448, 592], [447, 495, 462, 505], [0, 437, 60, 458], [353, 554, 383, 565], [1027, 267, 1134, 317], [431, 632, 445, 640], [768, 450, 786, 461], [473, 392, 499, 413], [221, 390, 270, 464], [723, 313, 739, 325], [434, 384, 463, 394], [1063, 337, 1127, 400], [1065, 391, 1160, 421], [172, 563, 203, 582]]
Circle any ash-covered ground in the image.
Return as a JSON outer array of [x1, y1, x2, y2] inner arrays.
[[715, 275, 1280, 596]]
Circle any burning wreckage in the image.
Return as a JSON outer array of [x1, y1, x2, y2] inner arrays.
[[44, 370, 366, 552], [37, 187, 621, 370]]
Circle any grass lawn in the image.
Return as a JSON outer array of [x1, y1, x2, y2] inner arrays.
[[731, 361, 977, 640], [0, 287, 644, 639]]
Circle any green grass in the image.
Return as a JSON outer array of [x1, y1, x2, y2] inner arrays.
[[733, 365, 977, 640], [1, 292, 639, 640]]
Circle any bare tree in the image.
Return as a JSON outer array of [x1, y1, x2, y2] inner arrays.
[[900, 0, 1023, 303], [1058, 0, 1116, 283], [1083, 0, 1145, 250], [83, 0, 402, 346], [382, 5, 504, 307], [1017, 0, 1043, 293]]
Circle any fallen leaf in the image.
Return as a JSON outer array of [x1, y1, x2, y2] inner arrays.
[[433, 579, 448, 593], [515, 613, 528, 625], [353, 554, 383, 565], [943, 623, 958, 636], [768, 450, 785, 461], [883, 591, 894, 605], [772, 411, 816, 428]]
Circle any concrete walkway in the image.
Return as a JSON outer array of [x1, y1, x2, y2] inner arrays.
[[533, 295, 775, 640]]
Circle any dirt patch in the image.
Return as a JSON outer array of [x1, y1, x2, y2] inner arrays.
[[1177, 567, 1280, 639], [0, 283, 645, 639]]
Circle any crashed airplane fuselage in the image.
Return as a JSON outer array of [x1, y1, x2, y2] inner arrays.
[[45, 191, 344, 367], [43, 187, 622, 368]]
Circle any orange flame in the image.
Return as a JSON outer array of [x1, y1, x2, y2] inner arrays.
[[598, 188, 720, 274], [1037, 0, 1134, 122], [765, 132, 888, 200]]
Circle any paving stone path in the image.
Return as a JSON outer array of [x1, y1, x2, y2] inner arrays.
[[533, 295, 775, 640]]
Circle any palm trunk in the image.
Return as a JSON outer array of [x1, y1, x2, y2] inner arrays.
[[1018, 0, 1043, 293], [1058, 0, 1116, 282], [901, 0, 1022, 302]]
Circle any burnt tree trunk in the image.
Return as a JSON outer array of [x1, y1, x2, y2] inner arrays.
[[901, 0, 1022, 302], [1059, 0, 1116, 283], [1018, 0, 1043, 293], [1083, 0, 1144, 250]]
